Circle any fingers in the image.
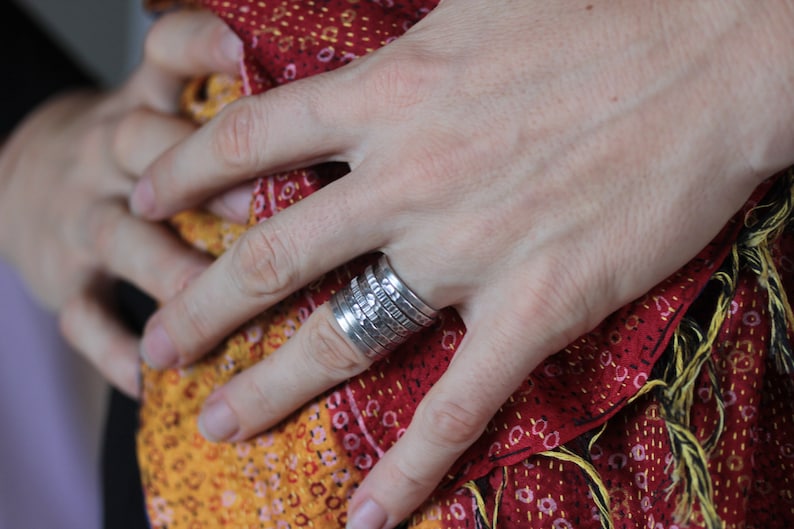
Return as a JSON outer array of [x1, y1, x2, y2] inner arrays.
[[197, 304, 373, 441], [128, 9, 243, 112], [145, 10, 242, 77], [113, 108, 195, 177], [83, 200, 211, 302], [202, 182, 254, 224], [346, 316, 545, 529], [112, 107, 250, 222], [192, 289, 549, 529], [59, 291, 141, 399], [138, 175, 389, 369], [130, 75, 357, 219]]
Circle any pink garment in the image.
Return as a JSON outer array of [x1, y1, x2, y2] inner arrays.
[[0, 258, 104, 529]]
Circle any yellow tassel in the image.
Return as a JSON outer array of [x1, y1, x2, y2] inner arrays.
[[539, 447, 614, 529], [462, 467, 507, 529]]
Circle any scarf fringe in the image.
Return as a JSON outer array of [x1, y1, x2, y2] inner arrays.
[[539, 438, 614, 529], [635, 171, 794, 528], [738, 170, 794, 374], [463, 467, 507, 529], [465, 171, 794, 529]]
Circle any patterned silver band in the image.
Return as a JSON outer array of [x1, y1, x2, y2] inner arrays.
[[331, 255, 439, 360]]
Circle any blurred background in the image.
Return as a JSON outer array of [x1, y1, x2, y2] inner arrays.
[[19, 0, 150, 86], [1, 1, 151, 527]]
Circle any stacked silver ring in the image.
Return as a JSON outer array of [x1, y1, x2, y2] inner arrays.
[[330, 255, 439, 360]]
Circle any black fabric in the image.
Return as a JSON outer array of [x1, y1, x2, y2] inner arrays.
[[102, 388, 150, 529], [102, 282, 156, 529], [0, 1, 95, 135]]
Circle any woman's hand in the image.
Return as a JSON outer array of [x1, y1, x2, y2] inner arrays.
[[133, 0, 794, 526], [0, 10, 243, 397]]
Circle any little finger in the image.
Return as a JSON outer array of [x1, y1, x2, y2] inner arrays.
[[195, 255, 447, 442], [59, 292, 141, 399], [197, 304, 373, 442], [347, 317, 548, 529]]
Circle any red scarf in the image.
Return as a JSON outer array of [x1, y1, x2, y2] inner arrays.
[[137, 2, 794, 527]]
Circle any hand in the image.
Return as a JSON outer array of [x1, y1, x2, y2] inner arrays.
[[0, 10, 244, 397], [133, 0, 794, 526]]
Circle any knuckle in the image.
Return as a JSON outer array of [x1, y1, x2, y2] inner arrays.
[[522, 253, 600, 341], [302, 315, 370, 379], [213, 102, 265, 172], [164, 298, 214, 364], [360, 54, 436, 118], [231, 226, 298, 299], [385, 457, 439, 491], [418, 397, 486, 449], [170, 264, 204, 297], [111, 109, 148, 170], [78, 123, 109, 162], [364, 60, 419, 109], [234, 374, 280, 430], [87, 202, 125, 264]]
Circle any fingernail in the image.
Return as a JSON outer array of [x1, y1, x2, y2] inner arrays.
[[141, 323, 178, 369], [130, 179, 155, 217], [347, 499, 388, 529], [220, 27, 243, 64], [199, 396, 239, 442]]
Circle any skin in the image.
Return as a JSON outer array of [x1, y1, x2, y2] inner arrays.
[[0, 10, 245, 398], [133, 1, 794, 527]]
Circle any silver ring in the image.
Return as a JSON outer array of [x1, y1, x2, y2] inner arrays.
[[331, 255, 439, 360], [373, 260, 436, 327], [364, 266, 421, 335], [331, 286, 390, 359]]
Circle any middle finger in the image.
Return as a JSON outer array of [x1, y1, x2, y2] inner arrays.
[[139, 172, 390, 369]]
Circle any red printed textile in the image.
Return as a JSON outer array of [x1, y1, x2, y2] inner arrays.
[[136, 1, 794, 528]]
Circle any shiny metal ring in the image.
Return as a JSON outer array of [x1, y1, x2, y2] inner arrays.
[[331, 286, 390, 359], [330, 255, 439, 360], [364, 266, 420, 336], [376, 256, 438, 320], [349, 276, 402, 348], [373, 260, 436, 327]]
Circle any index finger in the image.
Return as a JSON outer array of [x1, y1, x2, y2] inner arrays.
[[130, 74, 358, 219], [126, 10, 243, 112]]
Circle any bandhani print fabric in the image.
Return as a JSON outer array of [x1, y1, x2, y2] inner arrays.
[[136, 1, 794, 528]]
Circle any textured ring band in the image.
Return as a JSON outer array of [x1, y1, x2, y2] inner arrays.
[[350, 276, 402, 347], [373, 262, 435, 327], [330, 255, 439, 360], [376, 257, 438, 321], [364, 265, 421, 335], [331, 285, 390, 359]]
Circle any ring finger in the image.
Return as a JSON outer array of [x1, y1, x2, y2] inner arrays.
[[83, 199, 212, 302], [196, 254, 448, 442]]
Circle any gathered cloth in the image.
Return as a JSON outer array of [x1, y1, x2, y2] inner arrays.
[[136, 2, 794, 528]]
